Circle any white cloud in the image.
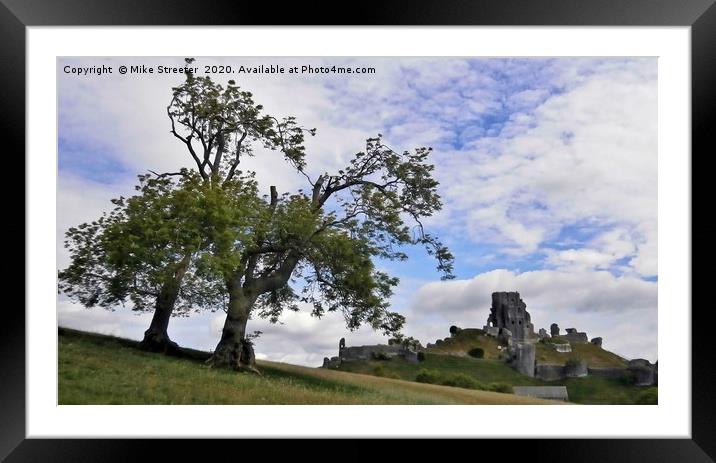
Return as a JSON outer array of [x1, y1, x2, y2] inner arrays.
[[431, 59, 657, 276], [545, 248, 616, 271], [56, 174, 135, 270], [58, 299, 151, 340], [405, 269, 657, 361], [246, 309, 389, 366]]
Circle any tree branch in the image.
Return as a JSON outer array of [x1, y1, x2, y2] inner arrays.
[[254, 250, 301, 294], [147, 170, 189, 179], [223, 129, 248, 185], [212, 130, 226, 177], [167, 102, 208, 180]]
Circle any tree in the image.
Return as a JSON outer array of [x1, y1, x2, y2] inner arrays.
[[163, 61, 454, 371], [388, 334, 421, 350], [58, 171, 260, 353]]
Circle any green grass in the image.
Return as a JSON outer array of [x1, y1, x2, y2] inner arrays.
[[58, 328, 559, 405], [561, 376, 655, 405], [535, 341, 627, 368], [427, 329, 503, 359], [339, 352, 543, 386], [332, 348, 650, 405]]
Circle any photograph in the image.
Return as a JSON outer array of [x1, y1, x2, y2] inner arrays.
[[3, 0, 710, 455], [56, 56, 659, 406]]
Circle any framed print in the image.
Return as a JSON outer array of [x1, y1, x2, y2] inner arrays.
[[4, 0, 714, 460]]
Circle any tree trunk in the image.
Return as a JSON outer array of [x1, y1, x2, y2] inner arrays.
[[138, 255, 190, 356], [207, 282, 258, 373], [138, 284, 181, 355], [208, 249, 301, 373]]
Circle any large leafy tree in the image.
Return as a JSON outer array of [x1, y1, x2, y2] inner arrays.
[[58, 171, 260, 353], [162, 61, 454, 370]]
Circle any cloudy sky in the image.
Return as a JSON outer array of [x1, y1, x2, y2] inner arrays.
[[57, 56, 657, 366]]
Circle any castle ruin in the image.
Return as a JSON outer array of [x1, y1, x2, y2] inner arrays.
[[321, 291, 657, 388], [485, 291, 537, 342], [322, 337, 420, 368]]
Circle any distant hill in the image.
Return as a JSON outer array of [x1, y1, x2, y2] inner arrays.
[[57, 327, 561, 405]]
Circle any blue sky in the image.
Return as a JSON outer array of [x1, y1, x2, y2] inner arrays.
[[57, 57, 658, 364]]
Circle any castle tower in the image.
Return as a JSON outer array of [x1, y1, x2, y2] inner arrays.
[[487, 292, 535, 342]]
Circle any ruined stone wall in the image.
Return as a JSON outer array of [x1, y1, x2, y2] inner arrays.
[[513, 386, 569, 401], [322, 356, 341, 368], [535, 364, 566, 381], [509, 342, 536, 377], [564, 359, 588, 377], [549, 343, 572, 353], [340, 344, 404, 361], [627, 359, 657, 386], [564, 328, 589, 344]]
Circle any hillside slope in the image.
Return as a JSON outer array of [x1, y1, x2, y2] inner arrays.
[[427, 328, 627, 368], [58, 328, 561, 405], [330, 328, 652, 404]]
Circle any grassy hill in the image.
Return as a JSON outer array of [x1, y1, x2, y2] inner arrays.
[[535, 341, 628, 368], [329, 328, 653, 405], [333, 354, 653, 405], [58, 328, 561, 405], [425, 328, 627, 368], [427, 328, 503, 359], [338, 352, 542, 386]]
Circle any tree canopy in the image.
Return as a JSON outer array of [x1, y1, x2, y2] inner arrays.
[[58, 170, 260, 351], [59, 58, 454, 368]]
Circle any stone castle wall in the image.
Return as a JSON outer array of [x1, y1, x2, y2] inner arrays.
[[535, 364, 566, 381], [340, 344, 404, 361]]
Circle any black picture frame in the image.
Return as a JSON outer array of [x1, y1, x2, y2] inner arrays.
[[4, 0, 713, 460]]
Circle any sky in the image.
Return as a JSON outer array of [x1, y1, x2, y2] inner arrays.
[[57, 56, 658, 366]]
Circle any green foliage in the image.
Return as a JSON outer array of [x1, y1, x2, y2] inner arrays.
[[402, 336, 422, 350], [58, 172, 263, 315], [549, 336, 570, 345], [168, 60, 313, 175], [442, 373, 485, 390], [415, 369, 442, 384], [370, 364, 400, 379], [449, 325, 460, 335], [467, 347, 485, 359], [387, 334, 420, 350], [417, 352, 426, 362], [487, 382, 512, 393], [619, 370, 638, 386], [634, 387, 658, 405]]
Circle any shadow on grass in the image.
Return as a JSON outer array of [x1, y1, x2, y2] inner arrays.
[[58, 326, 371, 396], [58, 326, 211, 362]]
